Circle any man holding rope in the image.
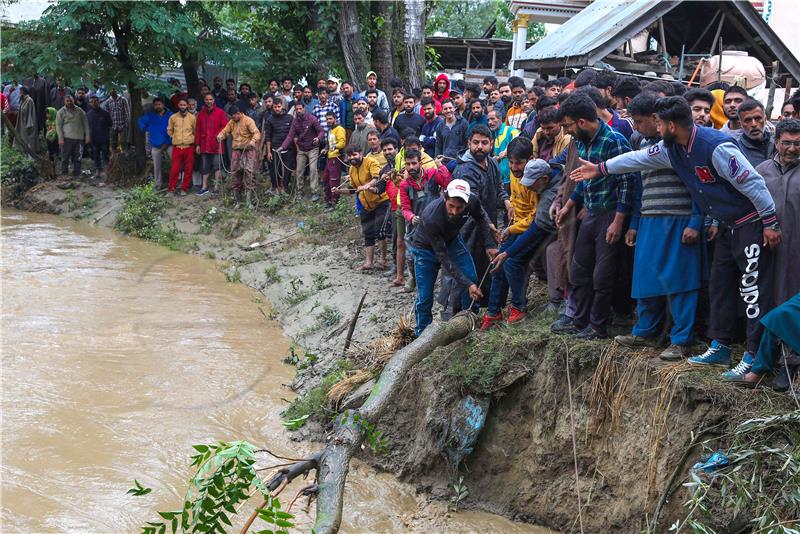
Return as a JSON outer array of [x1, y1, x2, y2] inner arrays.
[[216, 108, 260, 209], [409, 179, 498, 336]]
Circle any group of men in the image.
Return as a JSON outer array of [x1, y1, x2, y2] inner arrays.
[[4, 67, 798, 390]]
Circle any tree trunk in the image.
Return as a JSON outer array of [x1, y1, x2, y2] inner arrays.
[[310, 315, 473, 533], [180, 47, 201, 100], [111, 23, 146, 173], [370, 1, 393, 93], [338, 0, 367, 91], [403, 0, 426, 89]]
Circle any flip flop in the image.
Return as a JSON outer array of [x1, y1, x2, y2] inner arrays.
[[355, 264, 374, 272], [389, 279, 404, 287]]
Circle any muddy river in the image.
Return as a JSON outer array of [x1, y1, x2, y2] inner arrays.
[[1, 212, 550, 533]]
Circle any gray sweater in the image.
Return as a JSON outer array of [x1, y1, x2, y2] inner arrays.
[[55, 106, 89, 142]]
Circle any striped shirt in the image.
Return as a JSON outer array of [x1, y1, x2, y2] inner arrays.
[[570, 120, 636, 214], [312, 101, 339, 135], [630, 137, 697, 231]]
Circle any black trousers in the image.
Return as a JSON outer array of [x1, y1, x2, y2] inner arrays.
[[61, 138, 82, 175], [570, 211, 622, 333], [709, 220, 774, 353], [359, 202, 389, 247]]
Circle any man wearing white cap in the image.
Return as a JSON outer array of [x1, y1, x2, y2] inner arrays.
[[365, 71, 389, 114], [327, 77, 343, 107], [409, 178, 499, 336]]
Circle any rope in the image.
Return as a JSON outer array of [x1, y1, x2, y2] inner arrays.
[[560, 336, 585, 534], [468, 263, 493, 312], [783, 343, 800, 410]]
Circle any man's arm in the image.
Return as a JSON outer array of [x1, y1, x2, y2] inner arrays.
[[399, 181, 416, 222], [711, 142, 778, 226], [429, 233, 474, 288], [279, 119, 297, 151], [249, 119, 261, 145], [471, 200, 497, 249], [167, 115, 175, 139], [596, 142, 672, 176]]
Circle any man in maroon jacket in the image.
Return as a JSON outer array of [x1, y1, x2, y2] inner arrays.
[[195, 93, 229, 196], [280, 101, 325, 200]]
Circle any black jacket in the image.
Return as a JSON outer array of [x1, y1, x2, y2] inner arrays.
[[263, 112, 294, 146], [738, 130, 776, 168]]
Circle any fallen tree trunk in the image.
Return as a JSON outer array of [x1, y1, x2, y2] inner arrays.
[[312, 314, 473, 534]]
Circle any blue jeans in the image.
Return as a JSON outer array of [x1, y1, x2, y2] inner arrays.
[[631, 290, 698, 346], [487, 229, 547, 316], [411, 237, 478, 336]]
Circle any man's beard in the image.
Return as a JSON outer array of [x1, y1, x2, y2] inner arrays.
[[472, 150, 488, 162], [350, 157, 362, 166], [575, 126, 593, 143], [662, 129, 676, 147], [425, 112, 434, 120], [408, 167, 420, 178], [746, 129, 764, 141], [386, 154, 396, 166], [501, 95, 512, 104]]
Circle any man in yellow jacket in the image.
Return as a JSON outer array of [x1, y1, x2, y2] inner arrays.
[[167, 98, 196, 195], [217, 108, 260, 208], [342, 145, 390, 270], [322, 111, 346, 211]]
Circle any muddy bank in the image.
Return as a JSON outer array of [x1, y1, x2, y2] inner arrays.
[[13, 179, 798, 532]]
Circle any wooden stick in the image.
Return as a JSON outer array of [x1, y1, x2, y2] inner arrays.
[[343, 290, 367, 353]]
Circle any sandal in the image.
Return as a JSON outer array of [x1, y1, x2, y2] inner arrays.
[[355, 264, 374, 272]]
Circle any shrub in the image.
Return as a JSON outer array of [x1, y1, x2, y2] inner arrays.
[[1, 142, 39, 187], [115, 183, 167, 240]]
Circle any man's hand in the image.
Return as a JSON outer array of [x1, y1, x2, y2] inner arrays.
[[763, 227, 781, 249], [485, 248, 499, 260], [312, 137, 319, 146], [412, 215, 421, 226], [577, 207, 588, 221], [246, 142, 256, 150], [682, 227, 700, 245], [555, 206, 570, 227], [490, 251, 508, 273], [549, 199, 561, 221], [625, 229, 637, 247], [570, 158, 601, 182], [85, 137, 91, 144], [606, 218, 623, 244], [489, 224, 501, 244], [195, 145, 200, 154], [266, 150, 273, 162], [499, 227, 510, 243], [468, 284, 483, 301], [58, 140, 64, 146], [706, 225, 718, 242], [497, 150, 507, 160]]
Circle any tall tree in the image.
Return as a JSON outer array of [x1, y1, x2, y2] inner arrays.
[[338, 1, 368, 90], [370, 1, 394, 92], [403, 0, 426, 88]]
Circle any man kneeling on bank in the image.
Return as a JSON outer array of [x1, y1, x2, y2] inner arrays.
[[409, 179, 498, 336]]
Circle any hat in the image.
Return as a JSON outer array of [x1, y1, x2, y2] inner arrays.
[[327, 76, 340, 84], [446, 179, 471, 203], [366, 71, 377, 79], [356, 95, 368, 103], [520, 159, 551, 187]]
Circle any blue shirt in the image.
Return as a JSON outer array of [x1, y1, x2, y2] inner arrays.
[[137, 109, 172, 148]]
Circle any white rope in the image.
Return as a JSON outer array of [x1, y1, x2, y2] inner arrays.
[[560, 336, 585, 534]]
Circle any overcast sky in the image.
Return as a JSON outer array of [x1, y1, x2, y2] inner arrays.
[[1, 1, 49, 23]]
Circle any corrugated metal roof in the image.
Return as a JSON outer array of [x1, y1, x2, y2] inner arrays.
[[516, 0, 676, 64]]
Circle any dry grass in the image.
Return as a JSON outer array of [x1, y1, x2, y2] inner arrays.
[[325, 314, 416, 407]]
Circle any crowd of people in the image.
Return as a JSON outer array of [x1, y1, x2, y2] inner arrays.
[[3, 67, 798, 391]]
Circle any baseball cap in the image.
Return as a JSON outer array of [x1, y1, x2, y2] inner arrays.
[[366, 71, 377, 79], [520, 159, 551, 187], [327, 76, 340, 84], [446, 179, 471, 203]]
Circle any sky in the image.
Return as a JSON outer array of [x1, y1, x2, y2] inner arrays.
[[1, 0, 49, 23]]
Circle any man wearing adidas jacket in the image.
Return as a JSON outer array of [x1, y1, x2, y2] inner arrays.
[[570, 97, 780, 376]]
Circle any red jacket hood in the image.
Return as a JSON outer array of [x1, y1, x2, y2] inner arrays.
[[433, 73, 451, 102]]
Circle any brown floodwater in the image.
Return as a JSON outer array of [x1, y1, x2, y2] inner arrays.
[[1, 211, 552, 534]]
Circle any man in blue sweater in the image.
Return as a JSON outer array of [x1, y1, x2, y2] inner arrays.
[[571, 97, 781, 374]]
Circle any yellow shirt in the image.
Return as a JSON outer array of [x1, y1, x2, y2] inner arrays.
[[327, 125, 346, 159], [507, 172, 539, 234], [349, 155, 387, 211], [218, 115, 260, 149], [167, 112, 196, 147]]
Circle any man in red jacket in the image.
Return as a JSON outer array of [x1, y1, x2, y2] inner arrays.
[[195, 93, 228, 196]]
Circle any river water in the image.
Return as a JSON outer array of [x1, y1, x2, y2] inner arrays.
[[1, 212, 550, 533]]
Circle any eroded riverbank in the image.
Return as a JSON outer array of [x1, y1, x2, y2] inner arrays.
[[9, 179, 800, 533], [1, 210, 551, 533]]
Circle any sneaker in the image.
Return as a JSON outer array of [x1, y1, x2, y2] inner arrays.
[[324, 205, 335, 213], [480, 312, 504, 331], [550, 314, 577, 334], [576, 326, 608, 340], [720, 352, 754, 380], [311, 194, 320, 202], [660, 344, 692, 361], [614, 334, 656, 348], [544, 302, 560, 314], [687, 340, 732, 367], [196, 188, 209, 196], [179, 190, 188, 196], [210, 189, 220, 197], [507, 307, 526, 324]]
